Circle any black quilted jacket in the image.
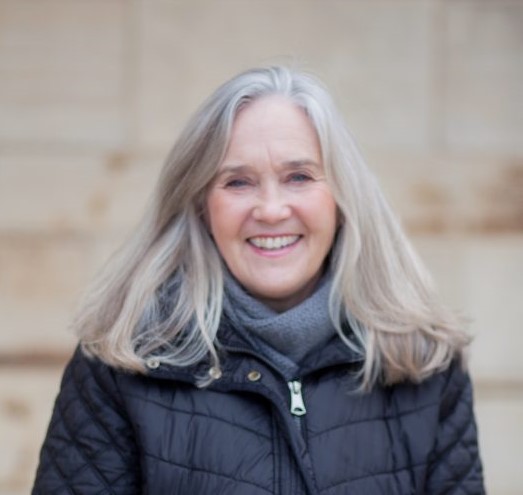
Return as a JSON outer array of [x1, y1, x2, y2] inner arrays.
[[32, 323, 484, 494]]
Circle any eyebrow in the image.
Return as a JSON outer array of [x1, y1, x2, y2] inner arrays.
[[216, 159, 321, 177], [215, 164, 251, 177], [281, 159, 321, 169]]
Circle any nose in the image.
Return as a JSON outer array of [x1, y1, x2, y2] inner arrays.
[[252, 184, 292, 224]]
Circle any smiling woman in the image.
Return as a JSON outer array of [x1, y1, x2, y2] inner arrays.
[[32, 67, 485, 494]]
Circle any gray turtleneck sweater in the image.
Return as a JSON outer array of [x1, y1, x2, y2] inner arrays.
[[222, 272, 337, 380]]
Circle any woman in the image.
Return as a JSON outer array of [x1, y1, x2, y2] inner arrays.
[[32, 66, 484, 494]]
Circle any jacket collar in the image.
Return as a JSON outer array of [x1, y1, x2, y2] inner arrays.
[[147, 317, 364, 385]]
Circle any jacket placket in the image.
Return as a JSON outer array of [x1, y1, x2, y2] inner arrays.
[[211, 349, 321, 494]]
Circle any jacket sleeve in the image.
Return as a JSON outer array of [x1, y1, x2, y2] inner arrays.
[[32, 347, 141, 494], [425, 361, 485, 494]]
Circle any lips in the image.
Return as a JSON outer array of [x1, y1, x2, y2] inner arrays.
[[248, 235, 300, 250]]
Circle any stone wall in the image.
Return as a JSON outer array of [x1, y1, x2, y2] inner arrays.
[[1, 1, 522, 493]]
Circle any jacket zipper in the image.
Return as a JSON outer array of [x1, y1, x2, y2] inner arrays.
[[287, 379, 308, 493], [288, 380, 306, 416]]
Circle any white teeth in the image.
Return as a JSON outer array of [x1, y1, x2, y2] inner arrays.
[[249, 235, 299, 250]]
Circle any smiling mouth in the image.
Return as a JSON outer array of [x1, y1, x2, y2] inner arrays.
[[248, 235, 301, 250]]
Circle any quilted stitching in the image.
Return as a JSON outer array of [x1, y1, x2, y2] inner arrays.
[[425, 364, 484, 494], [32, 350, 140, 494], [33, 348, 484, 494]]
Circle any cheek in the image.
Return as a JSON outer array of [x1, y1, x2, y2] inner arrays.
[[306, 193, 338, 236], [206, 191, 243, 245]]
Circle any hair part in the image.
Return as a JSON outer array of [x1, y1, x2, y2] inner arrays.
[[75, 66, 470, 389]]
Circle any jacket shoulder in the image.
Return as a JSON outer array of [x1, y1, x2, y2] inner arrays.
[[32, 347, 141, 494]]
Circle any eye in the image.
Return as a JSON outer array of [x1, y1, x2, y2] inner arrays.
[[224, 177, 251, 188], [287, 172, 313, 183]]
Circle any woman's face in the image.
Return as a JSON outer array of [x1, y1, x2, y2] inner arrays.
[[206, 96, 338, 312]]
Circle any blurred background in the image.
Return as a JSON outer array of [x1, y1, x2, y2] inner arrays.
[[0, 0, 522, 493]]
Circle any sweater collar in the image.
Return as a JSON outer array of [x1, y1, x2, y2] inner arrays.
[[222, 271, 338, 379]]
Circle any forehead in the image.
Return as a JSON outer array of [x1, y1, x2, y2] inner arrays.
[[232, 95, 315, 136], [221, 96, 321, 165]]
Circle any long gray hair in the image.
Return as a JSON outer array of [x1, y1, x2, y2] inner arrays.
[[76, 66, 469, 389]]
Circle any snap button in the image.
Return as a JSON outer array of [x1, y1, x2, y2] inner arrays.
[[146, 357, 160, 369], [247, 370, 261, 382], [208, 366, 222, 380]]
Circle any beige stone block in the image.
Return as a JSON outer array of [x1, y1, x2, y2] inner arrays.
[[0, 230, 147, 356], [461, 237, 523, 382], [0, 151, 163, 235], [369, 152, 523, 233], [410, 236, 466, 309], [443, 2, 523, 153], [0, 0, 127, 146], [137, 0, 433, 151], [475, 395, 523, 495], [0, 366, 65, 493], [412, 235, 523, 382], [0, 236, 89, 354]]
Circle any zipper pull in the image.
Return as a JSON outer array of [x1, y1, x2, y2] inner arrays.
[[288, 380, 306, 416]]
